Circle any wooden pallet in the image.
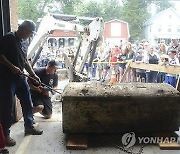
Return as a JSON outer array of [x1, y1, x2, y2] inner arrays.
[[66, 134, 88, 150], [153, 132, 180, 150], [159, 142, 180, 150]]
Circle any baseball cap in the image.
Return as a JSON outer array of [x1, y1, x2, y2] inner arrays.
[[48, 60, 59, 68], [168, 49, 177, 55], [19, 20, 36, 35]]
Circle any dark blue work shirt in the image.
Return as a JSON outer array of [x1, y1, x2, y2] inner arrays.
[[0, 32, 27, 79], [31, 67, 58, 97]]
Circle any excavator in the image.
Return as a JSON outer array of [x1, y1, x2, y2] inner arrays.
[[27, 13, 104, 82]]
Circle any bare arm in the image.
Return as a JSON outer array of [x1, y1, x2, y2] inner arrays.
[[24, 59, 41, 83], [0, 53, 20, 74], [24, 59, 36, 76]]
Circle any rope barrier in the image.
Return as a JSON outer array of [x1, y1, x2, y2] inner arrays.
[[92, 60, 130, 64], [92, 61, 180, 75]]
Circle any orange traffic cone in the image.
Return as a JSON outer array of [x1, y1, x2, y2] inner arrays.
[[110, 68, 117, 83], [0, 122, 5, 150]]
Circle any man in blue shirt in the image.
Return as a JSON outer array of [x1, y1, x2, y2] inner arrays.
[[0, 20, 43, 147], [28, 60, 59, 119]]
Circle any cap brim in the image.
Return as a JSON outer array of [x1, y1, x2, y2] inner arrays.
[[54, 65, 60, 69], [54, 62, 60, 68], [31, 31, 37, 35]]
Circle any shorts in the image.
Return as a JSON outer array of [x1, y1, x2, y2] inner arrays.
[[97, 64, 103, 70], [104, 64, 110, 70], [32, 95, 52, 115], [136, 72, 146, 79], [119, 64, 126, 70]]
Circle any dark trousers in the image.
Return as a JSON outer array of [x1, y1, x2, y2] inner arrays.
[[0, 78, 34, 137], [157, 72, 166, 83], [91, 63, 97, 78], [146, 71, 158, 83]]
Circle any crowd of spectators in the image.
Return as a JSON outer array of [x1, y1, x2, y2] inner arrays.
[[82, 39, 180, 88], [36, 38, 180, 88]]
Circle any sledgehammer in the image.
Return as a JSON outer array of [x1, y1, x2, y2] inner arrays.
[[20, 72, 62, 95]]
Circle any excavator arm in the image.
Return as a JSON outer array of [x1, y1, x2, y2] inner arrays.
[[27, 13, 84, 63], [27, 13, 104, 82]]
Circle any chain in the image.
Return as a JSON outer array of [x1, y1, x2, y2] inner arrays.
[[94, 135, 145, 154], [114, 144, 144, 154]]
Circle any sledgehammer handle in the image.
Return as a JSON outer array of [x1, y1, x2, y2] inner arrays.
[[20, 72, 62, 95]]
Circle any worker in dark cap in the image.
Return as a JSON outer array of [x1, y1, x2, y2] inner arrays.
[[0, 20, 43, 147], [28, 60, 59, 119], [19, 20, 37, 35]]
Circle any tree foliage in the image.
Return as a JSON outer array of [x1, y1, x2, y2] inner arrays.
[[18, 0, 53, 22], [119, 0, 173, 42], [120, 0, 150, 42], [18, 0, 174, 42], [152, 0, 173, 12], [78, 1, 103, 18], [102, 0, 122, 21], [61, 0, 82, 14]]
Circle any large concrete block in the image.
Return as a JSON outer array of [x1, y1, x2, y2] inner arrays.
[[62, 83, 180, 133]]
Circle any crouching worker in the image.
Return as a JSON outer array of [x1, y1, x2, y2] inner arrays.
[[28, 60, 59, 119]]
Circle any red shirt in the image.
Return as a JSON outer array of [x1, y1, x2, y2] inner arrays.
[[110, 48, 120, 65]]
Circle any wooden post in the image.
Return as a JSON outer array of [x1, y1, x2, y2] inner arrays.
[[14, 96, 23, 123], [176, 75, 180, 92]]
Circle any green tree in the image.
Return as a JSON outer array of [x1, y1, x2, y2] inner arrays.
[[152, 0, 173, 12], [102, 0, 122, 21], [52, 0, 82, 14], [78, 1, 103, 18], [18, 0, 173, 42], [18, 0, 54, 22], [120, 0, 150, 42]]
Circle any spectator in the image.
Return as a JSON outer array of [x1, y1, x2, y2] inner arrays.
[[96, 47, 105, 81], [157, 54, 168, 83], [144, 45, 159, 83], [165, 50, 179, 88], [126, 42, 136, 82], [134, 48, 146, 82], [118, 45, 127, 82], [110, 45, 120, 82], [167, 38, 180, 62], [102, 48, 111, 82]]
